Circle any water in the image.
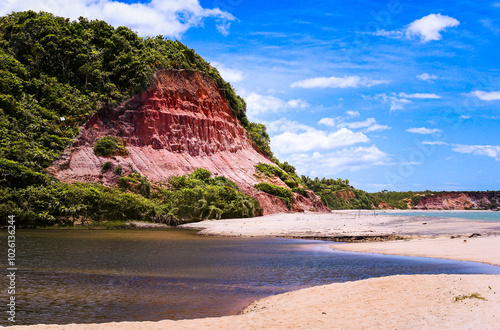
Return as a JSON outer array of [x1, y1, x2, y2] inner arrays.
[[381, 210, 500, 222], [1, 229, 499, 326]]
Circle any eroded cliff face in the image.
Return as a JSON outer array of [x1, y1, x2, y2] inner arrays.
[[413, 192, 500, 210], [49, 69, 329, 215]]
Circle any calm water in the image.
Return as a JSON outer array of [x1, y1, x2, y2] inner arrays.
[[382, 210, 500, 222], [1, 229, 499, 325]]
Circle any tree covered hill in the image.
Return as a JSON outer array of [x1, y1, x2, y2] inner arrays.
[[0, 11, 270, 227]]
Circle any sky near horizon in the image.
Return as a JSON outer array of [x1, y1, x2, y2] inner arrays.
[[2, 0, 500, 192]]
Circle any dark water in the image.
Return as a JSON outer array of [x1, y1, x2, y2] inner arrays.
[[1, 229, 499, 325]]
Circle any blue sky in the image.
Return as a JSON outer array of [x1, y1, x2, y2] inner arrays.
[[3, 0, 500, 192]]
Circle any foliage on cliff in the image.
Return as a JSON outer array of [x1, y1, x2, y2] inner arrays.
[[0, 168, 262, 227], [301, 176, 376, 210], [0, 11, 270, 226]]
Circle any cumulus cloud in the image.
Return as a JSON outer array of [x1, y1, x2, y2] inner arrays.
[[452, 144, 500, 161], [405, 14, 460, 42], [318, 116, 391, 133], [346, 110, 360, 118], [416, 73, 439, 81], [406, 127, 441, 134], [375, 93, 412, 111], [374, 14, 459, 43], [468, 90, 500, 101], [283, 145, 390, 175], [291, 75, 390, 89], [398, 92, 441, 99], [0, 0, 235, 38], [374, 92, 440, 111], [317, 117, 336, 127], [211, 62, 244, 83], [244, 93, 309, 118], [271, 128, 369, 153]]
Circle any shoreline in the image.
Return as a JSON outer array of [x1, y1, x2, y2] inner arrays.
[[9, 211, 500, 329]]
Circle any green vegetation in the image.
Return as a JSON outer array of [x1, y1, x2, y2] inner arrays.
[[255, 163, 301, 188], [254, 182, 293, 207], [454, 293, 487, 302], [0, 11, 273, 227], [1, 168, 262, 227], [94, 136, 128, 157], [162, 169, 263, 220], [301, 176, 376, 210], [370, 190, 435, 209]]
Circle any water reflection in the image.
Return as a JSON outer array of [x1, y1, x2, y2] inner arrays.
[[1, 229, 499, 325]]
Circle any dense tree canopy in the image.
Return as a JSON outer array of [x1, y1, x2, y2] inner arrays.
[[0, 11, 269, 227]]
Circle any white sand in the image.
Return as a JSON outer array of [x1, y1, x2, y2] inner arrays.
[[182, 211, 500, 239], [11, 211, 500, 329]]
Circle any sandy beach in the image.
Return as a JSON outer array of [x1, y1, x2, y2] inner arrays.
[[11, 211, 500, 329]]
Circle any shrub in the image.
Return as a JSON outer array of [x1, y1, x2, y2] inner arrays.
[[114, 165, 123, 175], [189, 168, 212, 182], [292, 187, 309, 197], [254, 182, 293, 208], [284, 179, 298, 188], [101, 162, 113, 173], [93, 136, 128, 157]]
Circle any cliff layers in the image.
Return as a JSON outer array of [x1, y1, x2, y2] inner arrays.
[[48, 69, 328, 214], [413, 192, 500, 210]]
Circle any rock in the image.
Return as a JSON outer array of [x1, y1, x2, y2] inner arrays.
[[48, 69, 329, 215]]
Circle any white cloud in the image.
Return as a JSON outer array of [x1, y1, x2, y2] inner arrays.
[[375, 14, 459, 43], [284, 145, 390, 174], [264, 118, 314, 134], [244, 93, 309, 118], [317, 118, 336, 127], [416, 73, 439, 81], [291, 75, 390, 89], [452, 144, 500, 161], [422, 141, 448, 145], [398, 92, 441, 99], [405, 14, 460, 42], [374, 29, 404, 39], [318, 116, 391, 133], [364, 123, 391, 133], [271, 128, 369, 153], [346, 111, 360, 118], [0, 0, 235, 38], [375, 93, 412, 111], [460, 115, 471, 120], [406, 127, 441, 134], [211, 62, 244, 83], [480, 19, 500, 34], [469, 90, 500, 101]]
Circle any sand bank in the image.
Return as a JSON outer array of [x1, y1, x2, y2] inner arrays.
[[181, 211, 500, 240], [10, 211, 500, 329]]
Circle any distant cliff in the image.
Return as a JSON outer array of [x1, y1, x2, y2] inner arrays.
[[412, 192, 500, 210], [48, 69, 328, 215]]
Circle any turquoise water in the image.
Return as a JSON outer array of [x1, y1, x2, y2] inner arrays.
[[381, 211, 500, 222]]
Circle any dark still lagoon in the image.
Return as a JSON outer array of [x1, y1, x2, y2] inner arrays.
[[1, 229, 499, 325]]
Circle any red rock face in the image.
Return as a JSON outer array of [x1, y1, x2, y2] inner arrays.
[[49, 69, 329, 215], [413, 192, 500, 210]]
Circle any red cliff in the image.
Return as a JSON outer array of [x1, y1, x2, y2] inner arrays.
[[413, 192, 500, 210], [48, 69, 329, 215]]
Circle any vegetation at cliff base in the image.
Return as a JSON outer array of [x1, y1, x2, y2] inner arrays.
[[94, 136, 129, 157], [254, 182, 293, 208], [0, 168, 262, 227], [301, 176, 376, 210], [0, 11, 270, 227]]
